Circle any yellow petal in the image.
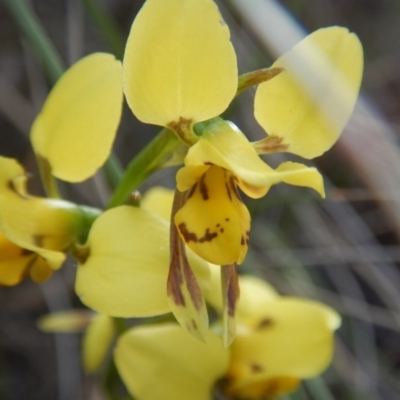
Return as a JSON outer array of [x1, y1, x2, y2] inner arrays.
[[123, 0, 237, 128], [29, 256, 53, 283], [228, 298, 338, 392], [0, 232, 37, 286], [183, 119, 324, 198], [37, 310, 93, 332], [83, 314, 115, 373], [175, 166, 251, 265], [31, 53, 123, 182], [255, 27, 363, 159], [0, 157, 83, 269], [75, 206, 210, 317], [141, 186, 175, 221], [114, 324, 229, 400]]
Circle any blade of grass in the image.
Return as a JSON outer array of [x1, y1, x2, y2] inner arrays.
[[80, 0, 126, 59], [5, 0, 64, 83]]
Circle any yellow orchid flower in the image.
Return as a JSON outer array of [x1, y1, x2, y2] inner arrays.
[[0, 230, 52, 286], [0, 157, 98, 285], [223, 276, 340, 400], [0, 53, 123, 284], [113, 275, 340, 400], [123, 0, 362, 269], [122, 0, 362, 340]]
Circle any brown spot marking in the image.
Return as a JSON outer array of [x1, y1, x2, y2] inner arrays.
[[178, 223, 218, 244], [178, 223, 198, 243], [199, 174, 209, 200], [256, 135, 289, 153], [230, 176, 244, 203], [204, 161, 213, 165], [226, 265, 240, 317], [257, 317, 274, 330], [198, 228, 218, 243], [225, 218, 230, 222], [216, 224, 220, 228], [241, 236, 246, 245], [250, 363, 264, 373], [225, 181, 232, 201], [190, 320, 198, 331], [167, 117, 193, 139], [33, 235, 45, 247], [187, 183, 197, 200], [20, 248, 34, 257], [220, 228, 224, 233]]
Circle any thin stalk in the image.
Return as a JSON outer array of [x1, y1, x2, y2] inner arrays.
[[80, 0, 126, 60], [107, 128, 179, 209], [5, 0, 64, 84]]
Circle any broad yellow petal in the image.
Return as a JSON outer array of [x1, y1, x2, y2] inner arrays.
[[114, 324, 229, 400], [175, 166, 250, 265], [83, 314, 115, 373], [228, 298, 339, 392], [31, 53, 123, 182], [183, 119, 324, 198], [123, 0, 237, 128], [0, 157, 84, 269], [255, 27, 363, 159], [75, 206, 210, 317], [141, 186, 174, 221]]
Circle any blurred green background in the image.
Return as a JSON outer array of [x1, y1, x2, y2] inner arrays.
[[1, 0, 400, 399]]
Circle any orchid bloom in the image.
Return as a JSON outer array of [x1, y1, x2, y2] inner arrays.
[[114, 275, 340, 400], [0, 53, 123, 285], [122, 0, 363, 342]]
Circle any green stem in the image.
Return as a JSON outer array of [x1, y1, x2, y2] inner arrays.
[[36, 155, 61, 198], [80, 0, 126, 60], [107, 128, 179, 209], [5, 0, 64, 84], [103, 156, 124, 189]]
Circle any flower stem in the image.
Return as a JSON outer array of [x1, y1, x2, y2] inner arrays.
[[36, 155, 61, 198], [107, 128, 179, 209]]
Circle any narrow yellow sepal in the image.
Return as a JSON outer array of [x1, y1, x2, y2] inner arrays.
[[31, 53, 123, 182], [37, 310, 93, 333], [255, 27, 363, 159], [175, 166, 251, 266], [114, 324, 229, 400], [83, 314, 115, 373], [75, 206, 210, 318], [123, 0, 237, 128], [221, 264, 240, 347]]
